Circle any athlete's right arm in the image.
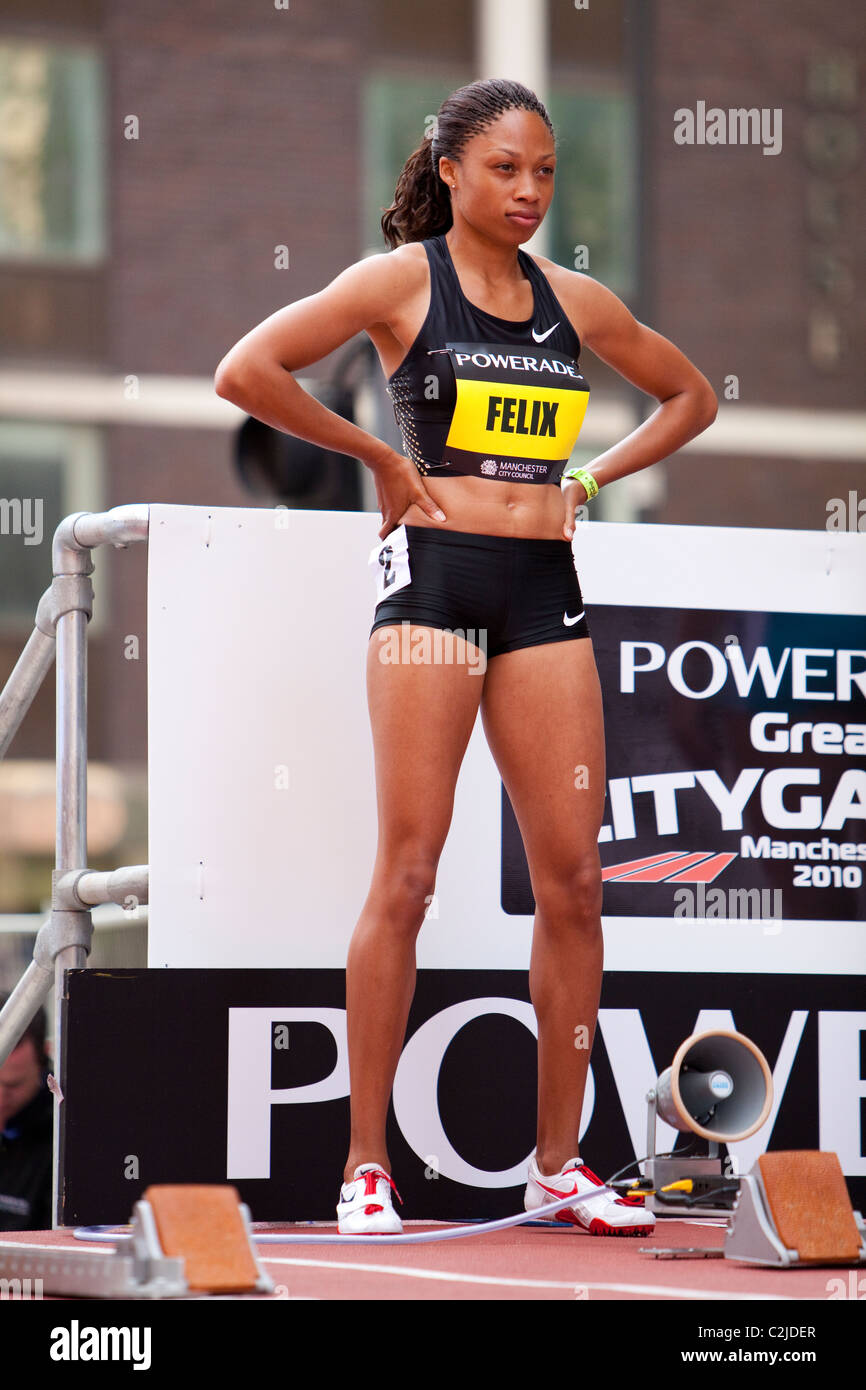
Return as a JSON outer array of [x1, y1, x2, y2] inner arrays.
[[214, 252, 406, 471], [214, 251, 448, 534]]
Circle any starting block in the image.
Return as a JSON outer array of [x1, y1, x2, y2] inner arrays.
[[0, 1185, 274, 1299], [725, 1151, 866, 1268]]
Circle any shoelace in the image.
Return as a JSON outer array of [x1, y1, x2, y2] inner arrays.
[[361, 1168, 403, 1216], [563, 1162, 645, 1208], [557, 1162, 603, 1186]]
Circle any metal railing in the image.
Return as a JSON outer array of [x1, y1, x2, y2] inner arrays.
[[0, 503, 151, 1226]]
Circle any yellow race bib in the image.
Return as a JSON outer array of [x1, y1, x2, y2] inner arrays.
[[440, 342, 590, 484]]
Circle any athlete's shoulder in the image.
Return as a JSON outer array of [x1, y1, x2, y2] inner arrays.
[[523, 251, 636, 348], [523, 250, 608, 304], [346, 240, 430, 289], [382, 239, 434, 289], [364, 240, 433, 297], [320, 241, 431, 330]]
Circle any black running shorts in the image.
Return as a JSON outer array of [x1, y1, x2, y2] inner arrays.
[[367, 523, 590, 659]]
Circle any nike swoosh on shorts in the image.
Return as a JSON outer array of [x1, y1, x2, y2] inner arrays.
[[563, 610, 585, 626]]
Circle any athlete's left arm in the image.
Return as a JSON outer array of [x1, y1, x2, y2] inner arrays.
[[555, 269, 719, 493]]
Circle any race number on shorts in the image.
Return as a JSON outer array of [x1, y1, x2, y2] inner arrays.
[[368, 523, 412, 606]]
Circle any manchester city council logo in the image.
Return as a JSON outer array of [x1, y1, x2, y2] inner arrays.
[[480, 459, 498, 476]]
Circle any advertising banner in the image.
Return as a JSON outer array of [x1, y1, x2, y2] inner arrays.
[[60, 969, 866, 1224], [503, 606, 866, 923]]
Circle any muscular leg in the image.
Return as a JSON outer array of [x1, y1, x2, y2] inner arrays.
[[480, 637, 605, 1175], [344, 625, 485, 1182]]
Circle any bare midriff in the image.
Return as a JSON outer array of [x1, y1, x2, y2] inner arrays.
[[395, 474, 569, 540]]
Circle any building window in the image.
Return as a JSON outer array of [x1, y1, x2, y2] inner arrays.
[[0, 37, 106, 264], [0, 421, 104, 635], [547, 80, 636, 300]]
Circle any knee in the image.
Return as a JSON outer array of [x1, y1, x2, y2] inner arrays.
[[533, 858, 603, 928], [375, 850, 439, 926]]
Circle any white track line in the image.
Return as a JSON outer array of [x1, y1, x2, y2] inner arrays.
[[0, 1242, 113, 1253], [0, 1242, 793, 1299], [263, 1256, 794, 1299]]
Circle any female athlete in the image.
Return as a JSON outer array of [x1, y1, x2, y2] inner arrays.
[[214, 78, 718, 1237]]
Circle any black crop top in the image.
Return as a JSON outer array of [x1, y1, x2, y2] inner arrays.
[[385, 234, 589, 486]]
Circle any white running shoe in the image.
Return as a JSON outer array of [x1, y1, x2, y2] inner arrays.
[[337, 1163, 404, 1234], [525, 1151, 655, 1237]]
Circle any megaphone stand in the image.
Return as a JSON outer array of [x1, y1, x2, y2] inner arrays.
[[644, 1089, 733, 1219]]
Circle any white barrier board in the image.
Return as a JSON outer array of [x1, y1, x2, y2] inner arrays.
[[147, 505, 866, 973]]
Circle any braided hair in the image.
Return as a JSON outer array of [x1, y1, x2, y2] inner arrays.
[[381, 77, 556, 249]]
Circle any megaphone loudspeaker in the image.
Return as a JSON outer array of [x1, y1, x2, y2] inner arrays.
[[655, 1028, 773, 1142]]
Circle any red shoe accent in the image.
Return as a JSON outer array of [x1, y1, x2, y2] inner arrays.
[[574, 1164, 605, 1186], [572, 1165, 647, 1207], [362, 1168, 403, 1205], [554, 1208, 581, 1226], [552, 1163, 653, 1235], [589, 1218, 655, 1238], [364, 1204, 383, 1215], [535, 1178, 580, 1201]]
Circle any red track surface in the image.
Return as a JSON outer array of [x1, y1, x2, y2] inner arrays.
[[0, 1219, 848, 1300]]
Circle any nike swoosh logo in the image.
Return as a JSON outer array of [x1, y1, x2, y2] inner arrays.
[[531, 322, 559, 343], [535, 1179, 579, 1199], [563, 610, 585, 626]]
